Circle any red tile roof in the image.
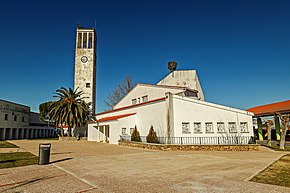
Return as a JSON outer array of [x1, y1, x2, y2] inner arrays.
[[95, 97, 166, 116], [247, 100, 290, 116], [93, 113, 136, 123]]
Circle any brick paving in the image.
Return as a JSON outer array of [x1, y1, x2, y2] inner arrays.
[[1, 140, 290, 193]]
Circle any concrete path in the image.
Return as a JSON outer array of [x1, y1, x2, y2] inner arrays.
[[1, 140, 290, 193]]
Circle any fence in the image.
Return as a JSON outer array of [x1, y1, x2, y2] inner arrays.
[[120, 135, 255, 145]]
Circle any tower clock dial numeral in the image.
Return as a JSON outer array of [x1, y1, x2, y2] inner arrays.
[[81, 56, 88, 63]]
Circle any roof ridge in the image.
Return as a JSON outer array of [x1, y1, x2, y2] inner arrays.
[[96, 97, 166, 116]]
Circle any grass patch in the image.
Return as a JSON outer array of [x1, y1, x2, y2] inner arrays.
[[251, 155, 290, 187], [0, 152, 38, 169], [0, 141, 19, 148], [263, 145, 290, 152]]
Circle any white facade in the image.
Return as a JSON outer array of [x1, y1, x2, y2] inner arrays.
[[157, 70, 205, 100], [88, 70, 254, 145], [0, 99, 55, 140]]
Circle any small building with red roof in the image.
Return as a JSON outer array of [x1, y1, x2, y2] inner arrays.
[[247, 100, 290, 140], [247, 100, 290, 117]]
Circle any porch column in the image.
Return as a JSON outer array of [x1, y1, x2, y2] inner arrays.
[[30, 129, 34, 139], [97, 126, 100, 142], [274, 114, 281, 140], [9, 128, 13, 139], [34, 129, 38, 138], [257, 117, 263, 140], [103, 126, 106, 143]]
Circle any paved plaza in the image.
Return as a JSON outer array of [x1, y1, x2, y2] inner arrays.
[[1, 140, 290, 193]]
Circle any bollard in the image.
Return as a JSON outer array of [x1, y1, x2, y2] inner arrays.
[[38, 143, 51, 165]]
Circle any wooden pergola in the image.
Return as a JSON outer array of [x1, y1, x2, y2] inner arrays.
[[247, 100, 290, 140]]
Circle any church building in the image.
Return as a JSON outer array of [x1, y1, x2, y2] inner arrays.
[[88, 62, 254, 144]]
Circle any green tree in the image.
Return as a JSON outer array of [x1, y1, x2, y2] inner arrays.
[[146, 126, 159, 143], [131, 126, 141, 142], [49, 87, 90, 137], [39, 101, 54, 122]]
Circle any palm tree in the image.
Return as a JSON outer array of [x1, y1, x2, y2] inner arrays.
[[49, 87, 90, 137]]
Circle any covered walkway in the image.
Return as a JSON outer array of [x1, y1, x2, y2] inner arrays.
[[247, 100, 290, 140]]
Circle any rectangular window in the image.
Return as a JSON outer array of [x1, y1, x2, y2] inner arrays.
[[194, 122, 202, 133], [77, 33, 82, 48], [22, 116, 25, 122], [229, 122, 237, 133], [88, 33, 93, 48], [4, 114, 8, 120], [86, 83, 91, 88], [132, 99, 137, 105], [240, 122, 248, 132], [14, 115, 17, 122], [217, 122, 225, 133], [182, 122, 190, 134], [205, 122, 213, 133], [83, 33, 87, 48], [130, 128, 134, 135], [142, 95, 148, 102], [138, 98, 140, 103], [122, 128, 126, 135]]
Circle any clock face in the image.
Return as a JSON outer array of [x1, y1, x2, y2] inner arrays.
[[81, 56, 88, 63]]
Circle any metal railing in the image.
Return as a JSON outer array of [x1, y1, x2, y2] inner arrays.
[[120, 135, 256, 145]]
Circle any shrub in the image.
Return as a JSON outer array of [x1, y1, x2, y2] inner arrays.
[[146, 126, 159, 143], [131, 126, 141, 142]]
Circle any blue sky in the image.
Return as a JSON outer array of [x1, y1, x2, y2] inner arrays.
[[0, 0, 289, 113]]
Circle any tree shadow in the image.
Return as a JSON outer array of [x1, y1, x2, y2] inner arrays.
[[2, 174, 67, 192], [0, 159, 16, 164], [50, 157, 73, 164]]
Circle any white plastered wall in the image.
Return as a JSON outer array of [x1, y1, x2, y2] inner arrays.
[[172, 95, 254, 137], [88, 100, 168, 144], [114, 84, 183, 109], [157, 70, 205, 100]]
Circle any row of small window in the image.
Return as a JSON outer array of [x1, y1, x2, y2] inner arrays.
[[122, 127, 134, 135], [132, 95, 148, 105], [4, 114, 25, 122], [182, 122, 248, 134]]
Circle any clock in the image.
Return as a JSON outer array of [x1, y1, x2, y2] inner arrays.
[[81, 56, 88, 63]]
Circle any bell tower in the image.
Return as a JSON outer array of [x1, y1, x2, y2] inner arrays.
[[74, 26, 96, 114]]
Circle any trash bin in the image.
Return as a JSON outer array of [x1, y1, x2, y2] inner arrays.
[[38, 143, 51, 165]]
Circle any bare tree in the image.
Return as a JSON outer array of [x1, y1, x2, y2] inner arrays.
[[276, 112, 290, 150], [104, 76, 135, 110], [264, 119, 274, 146]]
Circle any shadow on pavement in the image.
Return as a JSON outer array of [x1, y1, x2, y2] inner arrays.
[[50, 157, 73, 164], [51, 152, 73, 155], [1, 174, 67, 191], [0, 160, 16, 164]]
